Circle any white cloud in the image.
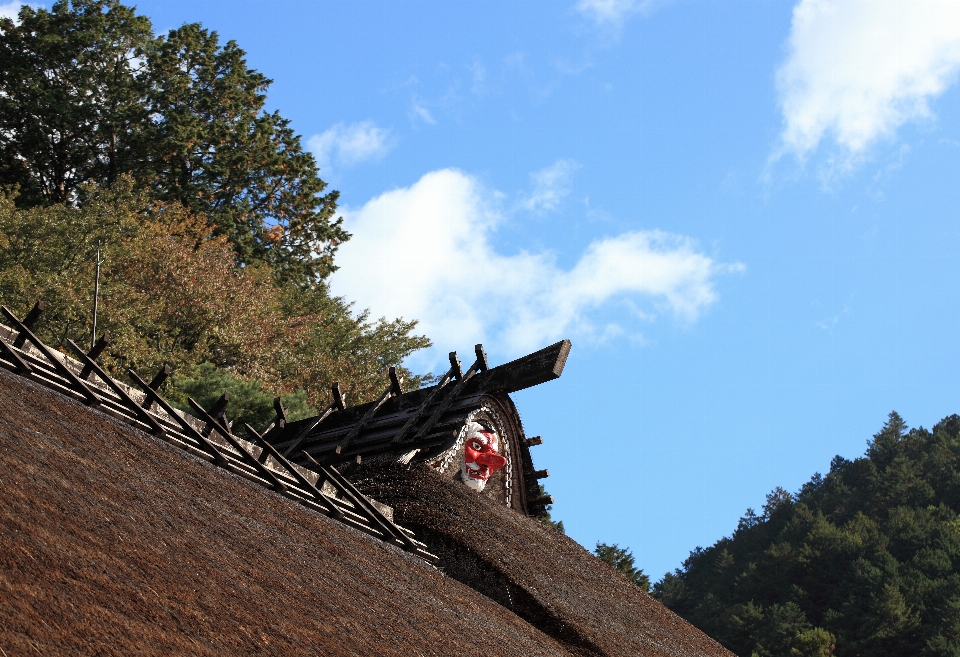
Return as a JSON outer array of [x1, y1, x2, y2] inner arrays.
[[0, 2, 18, 21], [331, 169, 741, 359], [0, 2, 34, 23], [519, 159, 581, 212], [308, 121, 393, 172], [776, 0, 960, 160]]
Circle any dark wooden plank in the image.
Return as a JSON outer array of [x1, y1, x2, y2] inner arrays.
[[279, 383, 344, 457], [66, 339, 166, 437], [142, 365, 171, 411], [0, 315, 436, 561], [0, 337, 31, 374], [78, 333, 110, 380], [279, 340, 569, 448], [281, 405, 335, 457], [325, 461, 418, 552], [277, 395, 477, 451], [409, 429, 463, 462], [128, 369, 228, 466], [389, 353, 462, 446], [466, 339, 571, 395], [301, 452, 415, 551], [244, 423, 340, 518], [13, 301, 43, 348], [187, 397, 287, 493], [527, 495, 554, 508], [410, 348, 489, 442], [333, 369, 402, 456], [304, 427, 459, 461], [254, 396, 288, 442], [1, 306, 100, 407]]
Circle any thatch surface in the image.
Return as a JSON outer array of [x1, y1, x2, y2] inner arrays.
[[0, 370, 568, 656], [357, 464, 733, 657]]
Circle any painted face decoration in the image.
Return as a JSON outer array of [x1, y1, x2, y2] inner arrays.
[[460, 421, 508, 492]]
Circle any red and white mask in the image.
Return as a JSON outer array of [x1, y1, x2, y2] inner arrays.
[[461, 421, 507, 492]]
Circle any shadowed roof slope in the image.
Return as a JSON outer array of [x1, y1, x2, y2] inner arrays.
[[357, 464, 733, 657]]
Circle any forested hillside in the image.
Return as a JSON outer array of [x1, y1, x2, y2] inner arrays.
[[0, 0, 431, 426], [655, 412, 960, 657]]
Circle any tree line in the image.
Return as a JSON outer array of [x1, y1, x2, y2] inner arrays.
[[0, 0, 430, 426], [654, 411, 960, 657]]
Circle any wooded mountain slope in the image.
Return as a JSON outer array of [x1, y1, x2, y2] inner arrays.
[[655, 412, 960, 657]]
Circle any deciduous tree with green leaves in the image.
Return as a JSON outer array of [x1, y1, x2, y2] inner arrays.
[[0, 182, 430, 417]]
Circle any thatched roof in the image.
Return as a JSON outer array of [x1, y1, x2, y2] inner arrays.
[[0, 368, 731, 656], [357, 463, 733, 657]]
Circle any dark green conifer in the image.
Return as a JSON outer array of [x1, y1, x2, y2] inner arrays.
[[654, 411, 960, 657], [0, 0, 345, 285], [595, 542, 651, 592]]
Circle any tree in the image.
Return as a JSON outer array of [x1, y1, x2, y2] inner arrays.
[[143, 21, 344, 282], [0, 0, 431, 420], [595, 542, 650, 592], [0, 180, 142, 347], [532, 483, 565, 533], [271, 282, 432, 407], [0, 0, 346, 285], [170, 363, 315, 432], [0, 0, 152, 205]]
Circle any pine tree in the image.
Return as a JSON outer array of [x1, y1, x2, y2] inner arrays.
[[594, 542, 650, 592]]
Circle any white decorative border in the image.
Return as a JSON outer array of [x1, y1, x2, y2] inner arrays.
[[429, 405, 513, 508]]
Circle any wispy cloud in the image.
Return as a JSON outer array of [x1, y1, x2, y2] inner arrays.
[[469, 60, 487, 95], [308, 121, 393, 172], [409, 98, 436, 125], [575, 0, 661, 29], [331, 169, 742, 359], [576, 0, 637, 27], [775, 0, 960, 163], [519, 159, 581, 213]]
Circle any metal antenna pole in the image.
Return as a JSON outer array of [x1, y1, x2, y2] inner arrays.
[[91, 241, 103, 351]]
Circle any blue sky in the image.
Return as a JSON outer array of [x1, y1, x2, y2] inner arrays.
[[10, 0, 960, 582]]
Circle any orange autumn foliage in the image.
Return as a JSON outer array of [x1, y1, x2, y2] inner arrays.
[[0, 182, 431, 411]]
